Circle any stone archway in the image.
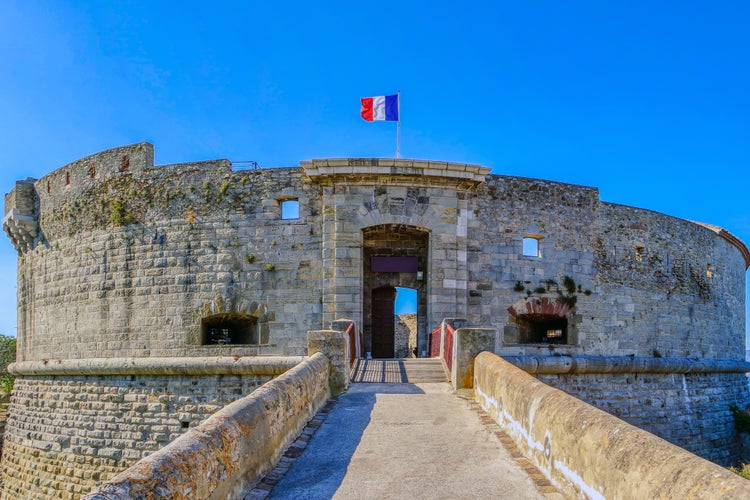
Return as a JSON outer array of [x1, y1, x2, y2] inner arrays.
[[506, 296, 578, 345], [362, 224, 429, 358]]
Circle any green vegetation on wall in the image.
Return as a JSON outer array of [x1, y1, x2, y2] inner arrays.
[[0, 334, 16, 395]]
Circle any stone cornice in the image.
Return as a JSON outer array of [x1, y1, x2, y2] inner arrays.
[[301, 158, 491, 188], [9, 356, 306, 376], [503, 355, 750, 374]]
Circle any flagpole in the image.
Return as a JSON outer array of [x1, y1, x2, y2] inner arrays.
[[396, 91, 401, 159]]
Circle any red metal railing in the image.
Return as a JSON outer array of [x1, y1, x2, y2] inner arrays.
[[345, 321, 361, 368], [429, 326, 441, 357]]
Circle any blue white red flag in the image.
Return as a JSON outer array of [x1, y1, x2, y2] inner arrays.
[[360, 94, 399, 122]]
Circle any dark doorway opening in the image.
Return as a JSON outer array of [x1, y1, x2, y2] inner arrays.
[[372, 286, 397, 358]]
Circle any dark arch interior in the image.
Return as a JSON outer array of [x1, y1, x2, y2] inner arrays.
[[201, 313, 257, 345], [516, 315, 568, 344]]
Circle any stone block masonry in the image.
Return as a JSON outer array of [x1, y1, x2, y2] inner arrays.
[[83, 352, 331, 499], [5, 144, 748, 365], [503, 354, 750, 464], [1, 357, 303, 499], [474, 351, 750, 499], [9, 143, 326, 362], [536, 370, 749, 464]]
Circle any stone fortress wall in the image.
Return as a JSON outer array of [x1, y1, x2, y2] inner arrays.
[[2, 143, 749, 496]]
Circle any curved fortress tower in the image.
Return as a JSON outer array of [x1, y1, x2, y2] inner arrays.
[[2, 143, 749, 496]]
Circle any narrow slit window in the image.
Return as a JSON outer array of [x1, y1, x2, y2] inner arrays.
[[635, 246, 644, 262], [281, 199, 300, 220], [522, 237, 540, 257], [65, 172, 71, 186], [706, 263, 713, 278]]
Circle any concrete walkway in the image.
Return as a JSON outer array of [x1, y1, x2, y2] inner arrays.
[[253, 382, 552, 500]]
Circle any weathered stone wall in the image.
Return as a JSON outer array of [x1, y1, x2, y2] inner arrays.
[[499, 352, 750, 464], [395, 313, 417, 358], [468, 175, 747, 360], [535, 371, 748, 464], [0, 357, 302, 499], [83, 352, 330, 500], [12, 144, 325, 362], [6, 147, 746, 362], [474, 351, 750, 499], [466, 176, 600, 338], [462, 175, 750, 463]]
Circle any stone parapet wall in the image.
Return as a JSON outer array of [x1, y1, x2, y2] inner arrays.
[[504, 354, 750, 374], [0, 356, 304, 499], [536, 370, 750, 464], [8, 356, 304, 376], [474, 351, 750, 499], [503, 354, 750, 463], [84, 352, 330, 499]]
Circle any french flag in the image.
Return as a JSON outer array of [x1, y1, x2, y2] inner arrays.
[[360, 94, 399, 122]]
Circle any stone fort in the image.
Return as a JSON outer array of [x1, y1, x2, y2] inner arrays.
[[1, 142, 749, 497]]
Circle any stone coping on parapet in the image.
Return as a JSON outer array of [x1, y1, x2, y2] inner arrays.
[[301, 158, 491, 185], [502, 355, 750, 374], [695, 222, 750, 269], [8, 356, 307, 376]]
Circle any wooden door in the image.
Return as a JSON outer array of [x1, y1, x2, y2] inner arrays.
[[372, 286, 397, 358]]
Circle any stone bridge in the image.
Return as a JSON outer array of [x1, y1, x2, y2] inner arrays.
[[82, 330, 750, 500]]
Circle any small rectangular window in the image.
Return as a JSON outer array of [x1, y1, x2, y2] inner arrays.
[[706, 263, 713, 278], [281, 199, 299, 220], [522, 237, 540, 257]]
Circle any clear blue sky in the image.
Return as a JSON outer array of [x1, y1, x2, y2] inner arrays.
[[1, 1, 748, 343]]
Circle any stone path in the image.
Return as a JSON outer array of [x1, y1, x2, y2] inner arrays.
[[245, 378, 561, 500]]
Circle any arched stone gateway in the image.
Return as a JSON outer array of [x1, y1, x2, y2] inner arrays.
[[363, 224, 429, 358], [2, 144, 749, 496]]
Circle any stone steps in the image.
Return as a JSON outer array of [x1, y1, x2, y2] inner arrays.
[[350, 358, 447, 383]]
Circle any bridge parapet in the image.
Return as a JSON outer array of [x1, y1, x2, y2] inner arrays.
[[474, 351, 750, 499], [308, 330, 350, 395], [84, 330, 349, 498], [84, 352, 330, 499], [450, 327, 495, 390]]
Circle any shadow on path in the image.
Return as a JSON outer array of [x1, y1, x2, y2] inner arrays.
[[269, 383, 424, 499]]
